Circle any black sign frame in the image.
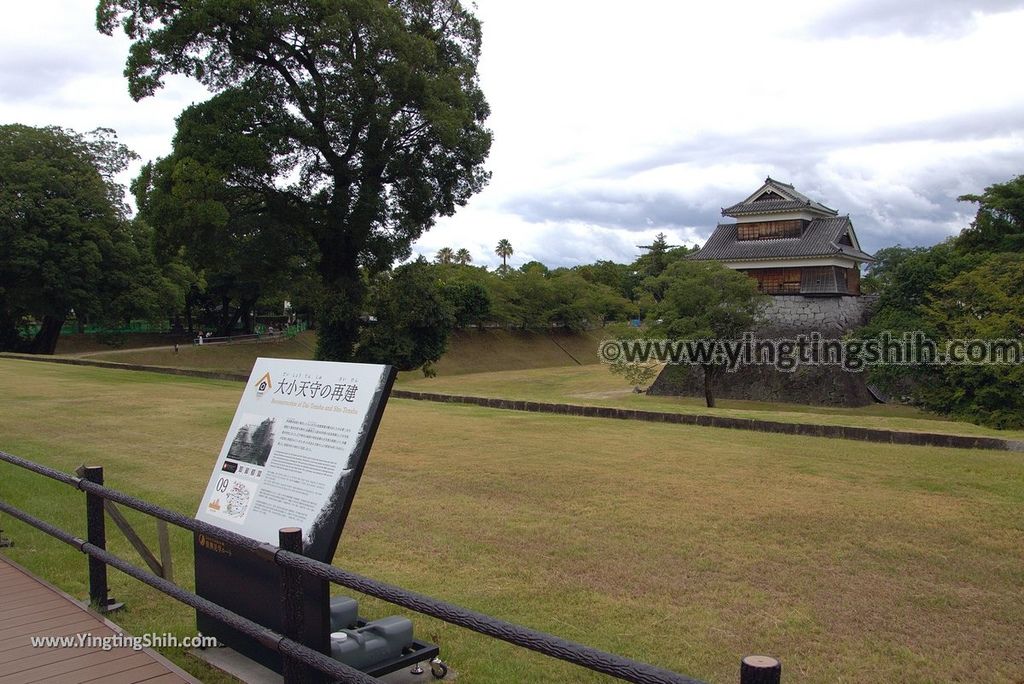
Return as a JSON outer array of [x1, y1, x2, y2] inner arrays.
[[194, 363, 397, 675]]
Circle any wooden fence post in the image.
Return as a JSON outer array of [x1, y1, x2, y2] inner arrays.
[[82, 465, 122, 612], [740, 655, 781, 684], [156, 519, 174, 582], [279, 527, 319, 683]]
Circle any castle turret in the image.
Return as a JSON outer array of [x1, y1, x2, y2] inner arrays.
[[691, 178, 874, 296]]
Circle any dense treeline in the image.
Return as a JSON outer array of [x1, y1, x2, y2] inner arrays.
[[0, 124, 192, 354], [427, 234, 696, 332], [0, 128, 695, 368], [859, 174, 1024, 428]]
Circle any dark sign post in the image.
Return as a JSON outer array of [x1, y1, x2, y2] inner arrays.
[[193, 358, 396, 674]]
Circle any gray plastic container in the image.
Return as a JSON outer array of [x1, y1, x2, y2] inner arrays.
[[329, 595, 359, 630], [329, 616, 414, 671]]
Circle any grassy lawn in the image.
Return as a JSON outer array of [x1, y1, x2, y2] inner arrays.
[[0, 359, 1022, 682], [398, 365, 1024, 440]]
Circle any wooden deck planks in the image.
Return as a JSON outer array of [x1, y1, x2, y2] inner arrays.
[[0, 554, 198, 684]]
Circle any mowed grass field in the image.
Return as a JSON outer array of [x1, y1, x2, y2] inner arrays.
[[0, 359, 1022, 682]]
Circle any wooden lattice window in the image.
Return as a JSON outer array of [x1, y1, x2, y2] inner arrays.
[[748, 268, 801, 294], [801, 267, 836, 294], [736, 220, 807, 240]]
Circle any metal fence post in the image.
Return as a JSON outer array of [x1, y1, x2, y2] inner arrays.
[[82, 465, 121, 612], [740, 655, 781, 684], [280, 527, 320, 684]]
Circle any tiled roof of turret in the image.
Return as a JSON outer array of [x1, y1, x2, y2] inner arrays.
[[692, 216, 875, 262]]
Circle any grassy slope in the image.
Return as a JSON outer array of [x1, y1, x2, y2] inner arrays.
[[55, 332, 194, 355], [81, 329, 600, 377], [428, 328, 603, 375], [0, 359, 1022, 683], [81, 331, 320, 371], [75, 327, 1024, 438]]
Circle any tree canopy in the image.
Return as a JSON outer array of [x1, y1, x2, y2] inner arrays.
[[495, 238, 513, 268], [0, 124, 181, 353], [99, 0, 492, 360], [858, 171, 1024, 427], [647, 260, 765, 407], [957, 174, 1024, 252], [133, 92, 317, 336], [355, 258, 455, 373]]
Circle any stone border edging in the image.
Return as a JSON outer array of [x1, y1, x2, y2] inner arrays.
[[3, 353, 1021, 452]]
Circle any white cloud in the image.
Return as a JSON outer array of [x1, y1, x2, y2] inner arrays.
[[2, 0, 1023, 267]]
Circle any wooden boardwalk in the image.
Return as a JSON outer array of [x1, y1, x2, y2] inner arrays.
[[0, 554, 198, 684]]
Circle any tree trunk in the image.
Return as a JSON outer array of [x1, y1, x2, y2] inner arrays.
[[238, 298, 256, 334], [315, 213, 365, 360], [702, 365, 716, 408], [185, 299, 194, 334], [218, 297, 256, 337], [218, 295, 231, 336], [316, 277, 364, 360], [28, 315, 65, 355]]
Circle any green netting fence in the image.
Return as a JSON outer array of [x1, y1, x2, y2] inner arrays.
[[19, 320, 171, 336]]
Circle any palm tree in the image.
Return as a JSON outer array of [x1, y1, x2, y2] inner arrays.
[[495, 239, 513, 268], [454, 248, 472, 265], [435, 247, 455, 265]]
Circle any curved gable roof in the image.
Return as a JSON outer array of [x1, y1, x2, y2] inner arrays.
[[723, 177, 838, 218]]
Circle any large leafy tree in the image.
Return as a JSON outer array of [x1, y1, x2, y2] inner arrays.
[[957, 174, 1024, 252], [855, 173, 1024, 427], [860, 245, 927, 295], [98, 0, 492, 360], [857, 241, 978, 404], [649, 260, 765, 407], [575, 259, 640, 302], [355, 259, 455, 373], [0, 124, 179, 353], [134, 92, 316, 337], [920, 253, 1024, 427]]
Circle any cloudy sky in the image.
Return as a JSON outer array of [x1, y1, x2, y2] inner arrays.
[[2, 1, 1023, 269]]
